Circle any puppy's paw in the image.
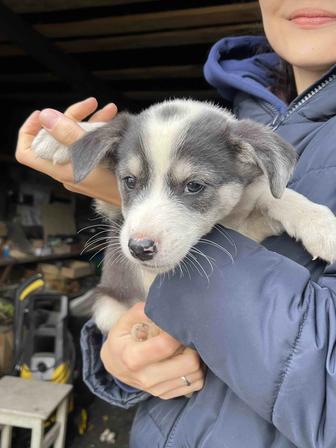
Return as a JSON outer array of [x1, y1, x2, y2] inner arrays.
[[32, 129, 70, 164], [93, 295, 129, 333], [299, 205, 336, 263], [31, 121, 105, 165]]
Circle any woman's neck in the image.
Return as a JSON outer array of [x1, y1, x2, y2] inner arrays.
[[293, 65, 333, 95]]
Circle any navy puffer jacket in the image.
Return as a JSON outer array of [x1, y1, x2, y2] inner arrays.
[[81, 36, 336, 448]]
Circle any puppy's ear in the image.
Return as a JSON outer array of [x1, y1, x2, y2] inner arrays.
[[233, 119, 297, 198], [70, 112, 131, 183]]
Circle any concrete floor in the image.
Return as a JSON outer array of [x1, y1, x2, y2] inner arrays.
[[69, 398, 135, 448]]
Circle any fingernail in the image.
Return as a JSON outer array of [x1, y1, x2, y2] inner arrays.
[[40, 108, 62, 130], [27, 110, 41, 122], [104, 103, 116, 109]]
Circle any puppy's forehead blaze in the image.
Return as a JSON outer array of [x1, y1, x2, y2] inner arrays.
[[141, 116, 187, 174], [126, 155, 142, 175]]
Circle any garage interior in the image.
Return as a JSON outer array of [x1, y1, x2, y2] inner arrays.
[[0, 1, 261, 446]]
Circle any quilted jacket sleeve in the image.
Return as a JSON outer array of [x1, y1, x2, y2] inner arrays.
[[81, 320, 149, 409], [145, 225, 336, 448]]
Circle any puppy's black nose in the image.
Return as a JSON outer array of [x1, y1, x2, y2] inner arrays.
[[128, 238, 157, 261]]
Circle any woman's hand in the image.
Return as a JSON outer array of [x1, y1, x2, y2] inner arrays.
[[15, 97, 121, 205], [101, 303, 205, 400]]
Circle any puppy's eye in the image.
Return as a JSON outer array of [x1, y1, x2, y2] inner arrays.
[[123, 176, 137, 190], [185, 181, 205, 194]]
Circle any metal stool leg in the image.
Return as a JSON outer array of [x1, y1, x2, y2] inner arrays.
[[30, 420, 44, 448], [1, 425, 12, 448]]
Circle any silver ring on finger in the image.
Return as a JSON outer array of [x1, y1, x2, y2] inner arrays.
[[181, 375, 192, 387]]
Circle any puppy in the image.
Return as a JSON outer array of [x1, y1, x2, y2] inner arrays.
[[32, 99, 336, 333]]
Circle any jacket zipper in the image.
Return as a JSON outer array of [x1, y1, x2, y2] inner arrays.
[[164, 399, 189, 448], [271, 72, 336, 131]]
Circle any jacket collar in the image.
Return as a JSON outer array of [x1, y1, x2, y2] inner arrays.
[[204, 35, 336, 119], [204, 36, 287, 113]]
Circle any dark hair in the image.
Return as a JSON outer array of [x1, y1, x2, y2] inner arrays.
[[257, 38, 297, 104], [272, 59, 297, 104]]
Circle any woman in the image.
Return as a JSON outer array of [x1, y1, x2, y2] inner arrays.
[[16, 1, 336, 446]]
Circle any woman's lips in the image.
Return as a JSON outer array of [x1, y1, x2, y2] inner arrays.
[[289, 9, 336, 28]]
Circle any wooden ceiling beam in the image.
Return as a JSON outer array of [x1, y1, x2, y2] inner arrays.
[[0, 23, 263, 56], [0, 90, 218, 102], [2, 0, 160, 13], [0, 2, 131, 106], [0, 65, 204, 83], [0, 3, 260, 42]]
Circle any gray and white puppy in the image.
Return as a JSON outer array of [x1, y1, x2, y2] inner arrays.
[[32, 99, 336, 332]]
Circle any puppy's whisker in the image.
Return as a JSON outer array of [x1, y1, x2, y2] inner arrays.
[[199, 238, 233, 259], [84, 236, 115, 250], [84, 234, 119, 246], [107, 221, 122, 230], [78, 224, 110, 233], [177, 261, 184, 279], [88, 215, 105, 221], [199, 238, 233, 262], [98, 248, 124, 268], [190, 247, 215, 274], [82, 239, 113, 255], [181, 258, 192, 280], [84, 229, 111, 246], [185, 253, 203, 277], [213, 225, 237, 255], [187, 251, 210, 283], [104, 246, 128, 268], [188, 252, 210, 279], [89, 244, 111, 261], [198, 239, 234, 264]]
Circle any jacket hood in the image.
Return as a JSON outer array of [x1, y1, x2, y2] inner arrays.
[[204, 36, 288, 113]]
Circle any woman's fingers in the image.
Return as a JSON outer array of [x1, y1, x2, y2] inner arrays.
[[156, 378, 205, 400], [122, 331, 183, 371], [89, 103, 118, 122], [146, 369, 204, 397], [115, 302, 150, 333], [100, 303, 205, 398], [136, 347, 201, 388], [63, 96, 117, 123], [64, 97, 98, 121], [148, 369, 205, 399], [16, 110, 41, 160], [39, 109, 85, 146]]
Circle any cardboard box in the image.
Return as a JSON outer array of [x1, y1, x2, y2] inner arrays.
[[0, 325, 13, 375], [31, 239, 44, 249], [61, 261, 93, 279], [39, 263, 61, 277], [53, 244, 72, 255]]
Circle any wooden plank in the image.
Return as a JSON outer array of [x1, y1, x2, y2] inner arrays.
[[0, 2, 130, 107], [2, 0, 159, 13], [0, 90, 218, 103], [123, 90, 218, 101], [0, 3, 260, 41], [0, 251, 86, 267], [0, 65, 204, 83], [0, 23, 263, 56]]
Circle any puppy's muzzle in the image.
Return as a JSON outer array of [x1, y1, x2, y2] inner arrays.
[[128, 238, 157, 261]]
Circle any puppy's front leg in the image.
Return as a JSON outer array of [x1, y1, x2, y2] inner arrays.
[[94, 244, 146, 333], [258, 188, 336, 263]]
